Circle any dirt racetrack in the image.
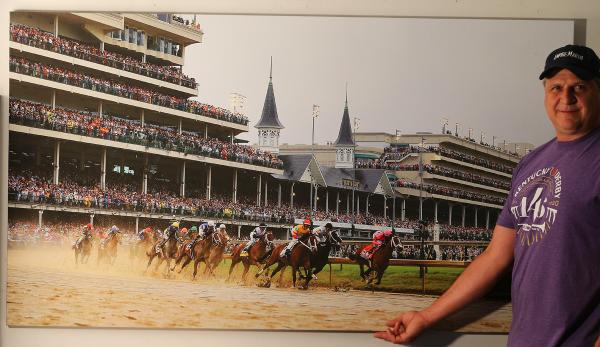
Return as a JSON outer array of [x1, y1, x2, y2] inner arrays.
[[7, 244, 511, 332]]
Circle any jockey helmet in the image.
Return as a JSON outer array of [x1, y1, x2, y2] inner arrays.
[[111, 225, 119, 232], [86, 223, 93, 230], [171, 221, 180, 228], [208, 221, 216, 227], [219, 224, 226, 230], [383, 229, 393, 237], [189, 226, 198, 232], [180, 227, 188, 234], [324, 223, 333, 230], [303, 219, 311, 226], [259, 223, 267, 228]]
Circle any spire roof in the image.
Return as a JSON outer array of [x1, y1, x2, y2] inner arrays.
[[255, 57, 284, 129], [334, 88, 355, 146]]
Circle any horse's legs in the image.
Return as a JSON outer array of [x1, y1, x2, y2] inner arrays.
[[176, 256, 192, 273], [164, 258, 171, 278], [192, 259, 200, 280], [227, 258, 239, 282], [241, 261, 251, 283], [145, 253, 156, 273], [359, 263, 366, 281], [291, 266, 298, 288]]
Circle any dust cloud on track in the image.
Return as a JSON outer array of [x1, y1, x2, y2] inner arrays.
[[7, 244, 511, 332]]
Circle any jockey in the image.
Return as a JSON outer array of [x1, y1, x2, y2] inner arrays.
[[185, 225, 198, 239], [101, 225, 119, 249], [198, 221, 216, 240], [156, 221, 180, 253], [180, 227, 188, 239], [280, 219, 312, 258], [137, 226, 153, 240], [74, 223, 93, 249], [240, 223, 267, 257], [312, 222, 333, 242], [360, 229, 393, 260]]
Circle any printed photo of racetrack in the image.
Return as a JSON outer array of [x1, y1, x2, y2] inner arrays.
[[8, 11, 553, 332]]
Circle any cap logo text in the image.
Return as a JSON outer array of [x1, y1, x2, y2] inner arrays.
[[554, 51, 584, 61]]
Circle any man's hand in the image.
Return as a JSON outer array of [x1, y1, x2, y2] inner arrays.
[[374, 310, 431, 344]]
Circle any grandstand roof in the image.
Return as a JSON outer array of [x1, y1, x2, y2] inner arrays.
[[255, 58, 284, 129], [333, 92, 355, 146]]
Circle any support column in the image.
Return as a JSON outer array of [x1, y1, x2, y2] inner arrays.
[[449, 204, 453, 226], [51, 90, 56, 109], [100, 147, 107, 190], [142, 54, 146, 63], [366, 194, 370, 215], [237, 225, 241, 239], [231, 131, 234, 145], [264, 179, 268, 206], [346, 193, 350, 215], [232, 169, 238, 203], [54, 15, 59, 37], [178, 118, 182, 134], [325, 190, 329, 213], [290, 182, 295, 207], [135, 217, 139, 233], [336, 191, 340, 216], [419, 198, 423, 221], [141, 110, 145, 127], [486, 210, 490, 230], [204, 125, 208, 139], [53, 141, 60, 185], [392, 197, 396, 227], [100, 41, 104, 52], [462, 205, 466, 227], [401, 199, 406, 221], [434, 201, 438, 224], [90, 213, 95, 226], [314, 185, 318, 212], [80, 151, 85, 172], [278, 183, 282, 207], [180, 161, 186, 197], [474, 207, 478, 228], [98, 101, 103, 116], [38, 210, 44, 230], [383, 195, 387, 219], [256, 174, 262, 207], [206, 165, 212, 200], [142, 154, 148, 194]]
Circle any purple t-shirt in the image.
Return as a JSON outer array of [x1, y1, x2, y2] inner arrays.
[[497, 128, 600, 346]]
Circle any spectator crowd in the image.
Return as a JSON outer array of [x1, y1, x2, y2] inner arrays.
[[10, 98, 282, 169], [394, 180, 505, 205], [10, 23, 197, 89], [9, 56, 248, 125]]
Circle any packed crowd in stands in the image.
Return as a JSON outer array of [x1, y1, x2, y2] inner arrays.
[[439, 246, 485, 261], [9, 98, 282, 169], [357, 162, 510, 190], [443, 130, 521, 157], [10, 23, 197, 89], [439, 225, 492, 241], [9, 56, 249, 125], [394, 180, 506, 205], [362, 146, 514, 174]]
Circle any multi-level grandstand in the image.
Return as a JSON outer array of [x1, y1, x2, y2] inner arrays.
[[8, 12, 525, 263]]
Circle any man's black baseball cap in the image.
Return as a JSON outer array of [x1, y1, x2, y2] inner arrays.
[[539, 44, 600, 80]]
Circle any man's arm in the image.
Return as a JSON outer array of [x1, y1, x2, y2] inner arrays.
[[375, 224, 516, 344]]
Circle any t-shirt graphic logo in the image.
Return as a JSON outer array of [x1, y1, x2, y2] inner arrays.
[[510, 167, 561, 246]]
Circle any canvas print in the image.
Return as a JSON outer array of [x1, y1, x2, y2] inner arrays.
[[7, 11, 569, 332]]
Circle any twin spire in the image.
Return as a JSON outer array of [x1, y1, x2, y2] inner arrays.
[[255, 58, 354, 147]]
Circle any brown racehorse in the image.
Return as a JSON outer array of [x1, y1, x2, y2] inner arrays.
[[73, 233, 93, 266], [257, 234, 318, 289], [201, 228, 230, 278], [129, 230, 157, 264], [227, 231, 274, 283], [172, 231, 222, 280], [349, 234, 402, 286], [97, 231, 122, 266], [146, 232, 179, 278]]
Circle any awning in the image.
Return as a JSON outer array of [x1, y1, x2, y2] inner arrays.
[[354, 153, 379, 159]]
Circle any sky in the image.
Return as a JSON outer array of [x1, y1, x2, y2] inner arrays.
[[182, 15, 574, 147]]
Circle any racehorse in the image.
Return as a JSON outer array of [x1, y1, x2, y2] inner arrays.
[[97, 231, 122, 266], [201, 228, 231, 278], [227, 231, 274, 283], [129, 230, 157, 264], [146, 230, 179, 278], [172, 231, 223, 280], [349, 234, 402, 286], [257, 234, 319, 289], [73, 233, 93, 266], [310, 229, 343, 279]]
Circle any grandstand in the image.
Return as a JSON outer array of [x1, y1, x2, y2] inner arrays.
[[8, 12, 520, 260]]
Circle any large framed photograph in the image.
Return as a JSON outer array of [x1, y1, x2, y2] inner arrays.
[[6, 11, 571, 333]]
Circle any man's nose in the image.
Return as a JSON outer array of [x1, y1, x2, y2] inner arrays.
[[561, 88, 577, 104]]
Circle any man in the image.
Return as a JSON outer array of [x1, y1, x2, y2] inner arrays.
[[100, 225, 119, 249], [360, 229, 393, 262], [73, 223, 93, 249], [376, 44, 600, 346], [312, 222, 333, 243], [137, 226, 153, 241], [240, 223, 267, 257], [280, 219, 312, 258], [155, 221, 179, 254]]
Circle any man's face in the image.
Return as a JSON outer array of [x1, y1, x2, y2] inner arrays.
[[544, 69, 600, 141]]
